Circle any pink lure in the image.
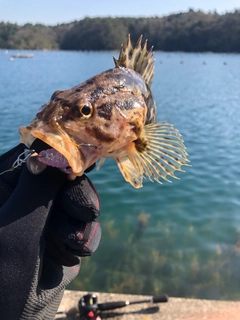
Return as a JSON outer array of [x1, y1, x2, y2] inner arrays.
[[38, 149, 73, 173]]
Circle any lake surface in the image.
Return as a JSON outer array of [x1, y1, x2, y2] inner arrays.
[[1, 49, 240, 300]]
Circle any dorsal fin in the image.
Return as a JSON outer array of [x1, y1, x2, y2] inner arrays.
[[113, 34, 155, 87]]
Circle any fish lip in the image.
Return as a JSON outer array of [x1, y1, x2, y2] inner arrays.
[[19, 125, 85, 174]]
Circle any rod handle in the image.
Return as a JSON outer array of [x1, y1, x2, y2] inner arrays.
[[98, 301, 127, 311], [152, 294, 169, 303]]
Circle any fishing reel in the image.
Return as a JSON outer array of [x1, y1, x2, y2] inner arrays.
[[78, 293, 100, 320]]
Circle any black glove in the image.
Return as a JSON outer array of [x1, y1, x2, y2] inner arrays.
[[0, 140, 101, 320]]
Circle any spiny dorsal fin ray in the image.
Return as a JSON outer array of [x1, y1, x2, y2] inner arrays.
[[127, 122, 190, 185], [113, 34, 155, 87]]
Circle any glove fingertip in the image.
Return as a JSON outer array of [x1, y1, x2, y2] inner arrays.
[[66, 221, 101, 256], [62, 175, 100, 222]]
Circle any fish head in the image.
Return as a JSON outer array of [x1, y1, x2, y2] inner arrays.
[[19, 69, 147, 176]]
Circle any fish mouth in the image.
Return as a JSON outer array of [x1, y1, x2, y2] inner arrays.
[[19, 125, 87, 175]]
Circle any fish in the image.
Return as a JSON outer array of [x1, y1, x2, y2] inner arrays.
[[19, 35, 189, 188]]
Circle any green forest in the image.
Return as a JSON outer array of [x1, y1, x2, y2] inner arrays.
[[1, 9, 240, 52]]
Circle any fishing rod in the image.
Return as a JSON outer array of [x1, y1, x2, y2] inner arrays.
[[57, 292, 168, 319], [78, 292, 168, 319]]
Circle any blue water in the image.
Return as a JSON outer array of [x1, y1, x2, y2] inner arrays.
[[1, 49, 240, 300]]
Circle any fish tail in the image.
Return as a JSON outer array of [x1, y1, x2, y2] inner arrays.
[[113, 34, 155, 87]]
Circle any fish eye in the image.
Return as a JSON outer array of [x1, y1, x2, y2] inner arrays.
[[72, 102, 93, 119], [81, 105, 92, 117]]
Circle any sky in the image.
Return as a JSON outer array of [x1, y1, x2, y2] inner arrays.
[[0, 0, 239, 25]]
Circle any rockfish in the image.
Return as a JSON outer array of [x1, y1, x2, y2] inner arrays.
[[19, 35, 189, 188]]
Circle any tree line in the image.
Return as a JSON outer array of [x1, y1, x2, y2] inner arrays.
[[1, 9, 240, 52]]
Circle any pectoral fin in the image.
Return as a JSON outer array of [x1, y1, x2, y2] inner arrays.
[[126, 122, 190, 184]]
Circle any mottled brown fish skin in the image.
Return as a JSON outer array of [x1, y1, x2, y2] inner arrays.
[[51, 66, 156, 123], [35, 66, 156, 153]]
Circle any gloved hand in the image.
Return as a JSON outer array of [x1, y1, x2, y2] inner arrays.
[[0, 140, 101, 320]]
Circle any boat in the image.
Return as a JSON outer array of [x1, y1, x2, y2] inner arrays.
[[10, 54, 34, 59]]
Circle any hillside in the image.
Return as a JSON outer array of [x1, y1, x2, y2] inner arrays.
[[1, 10, 240, 52]]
